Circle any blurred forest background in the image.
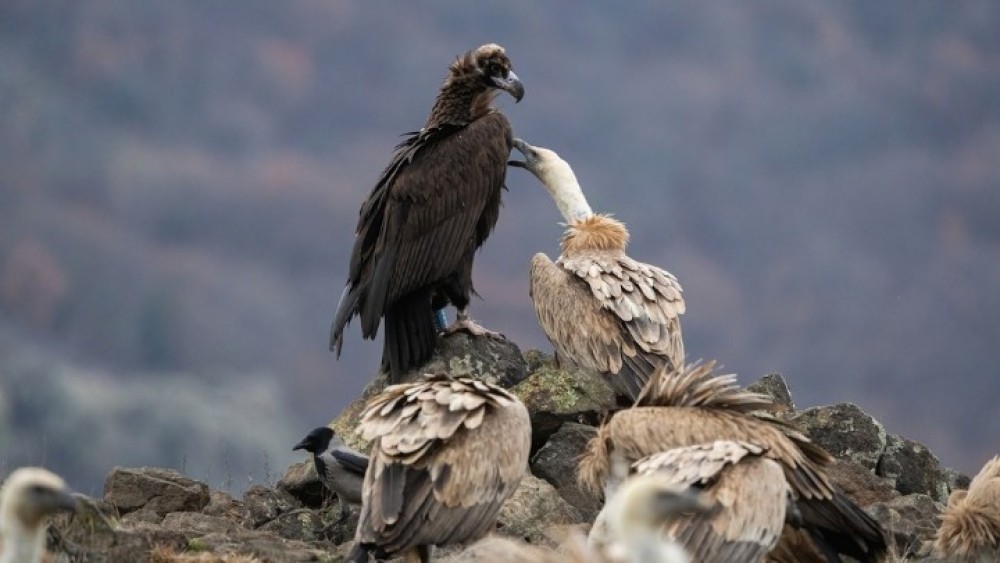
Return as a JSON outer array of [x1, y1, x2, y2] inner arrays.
[[1, 0, 998, 495]]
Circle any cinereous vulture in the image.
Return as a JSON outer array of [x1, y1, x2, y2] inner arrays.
[[331, 44, 524, 382], [509, 139, 684, 400], [579, 361, 888, 563], [346, 374, 531, 563]]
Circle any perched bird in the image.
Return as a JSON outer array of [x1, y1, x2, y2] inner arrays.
[[0, 467, 78, 563], [331, 44, 524, 383], [579, 361, 887, 563], [451, 475, 710, 563], [934, 455, 1000, 562], [509, 139, 685, 400], [293, 426, 368, 523], [346, 373, 531, 563]]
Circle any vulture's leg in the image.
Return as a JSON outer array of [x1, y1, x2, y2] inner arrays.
[[443, 308, 506, 340], [430, 290, 449, 330]]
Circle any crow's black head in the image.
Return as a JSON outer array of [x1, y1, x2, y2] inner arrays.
[[293, 426, 334, 454]]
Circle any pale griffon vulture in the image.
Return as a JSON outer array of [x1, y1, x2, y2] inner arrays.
[[509, 139, 685, 400], [346, 374, 531, 563], [450, 474, 710, 563], [0, 467, 77, 563], [579, 361, 887, 562], [934, 455, 1000, 562]]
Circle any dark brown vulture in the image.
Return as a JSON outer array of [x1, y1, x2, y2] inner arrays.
[[579, 362, 888, 563], [330, 44, 523, 383], [509, 139, 685, 400], [346, 374, 531, 563]]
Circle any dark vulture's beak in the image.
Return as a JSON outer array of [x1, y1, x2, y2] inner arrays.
[[507, 137, 529, 168], [654, 488, 715, 518], [492, 71, 524, 103], [56, 490, 81, 512]]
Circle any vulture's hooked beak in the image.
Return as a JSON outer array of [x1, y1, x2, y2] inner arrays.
[[492, 71, 524, 103], [654, 488, 715, 518], [507, 137, 530, 169]]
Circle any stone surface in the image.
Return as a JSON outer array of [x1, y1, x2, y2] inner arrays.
[[878, 434, 950, 501], [103, 466, 210, 516], [511, 358, 617, 452], [826, 459, 899, 506], [530, 422, 602, 521], [790, 403, 887, 471], [258, 508, 326, 542], [161, 511, 239, 536], [278, 458, 329, 509], [495, 474, 584, 546], [241, 485, 299, 529], [867, 493, 943, 559], [746, 373, 795, 412]]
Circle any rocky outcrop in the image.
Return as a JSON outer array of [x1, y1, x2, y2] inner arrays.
[[44, 341, 974, 562]]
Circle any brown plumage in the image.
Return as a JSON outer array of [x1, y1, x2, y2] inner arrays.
[[579, 361, 888, 563], [331, 44, 524, 383], [347, 374, 531, 562], [934, 455, 1000, 562], [510, 140, 685, 400]]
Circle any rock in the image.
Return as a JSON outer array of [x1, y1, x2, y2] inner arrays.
[[330, 332, 529, 452], [826, 459, 899, 506], [746, 373, 794, 412], [161, 511, 239, 536], [119, 507, 163, 527], [186, 530, 334, 561], [495, 474, 584, 546], [278, 459, 329, 509], [789, 403, 887, 471], [242, 485, 299, 529], [867, 493, 942, 559], [202, 490, 245, 521], [941, 466, 971, 493], [258, 508, 326, 542], [530, 422, 602, 521], [511, 358, 617, 452], [103, 466, 210, 516], [877, 434, 950, 501]]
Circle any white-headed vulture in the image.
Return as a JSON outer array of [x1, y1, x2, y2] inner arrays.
[[331, 44, 523, 383], [509, 139, 685, 401]]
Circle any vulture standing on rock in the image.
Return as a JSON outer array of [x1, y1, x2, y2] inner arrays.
[[331, 44, 524, 383], [346, 374, 531, 563], [509, 139, 685, 400], [0, 467, 78, 563], [579, 362, 888, 563], [933, 455, 1000, 562]]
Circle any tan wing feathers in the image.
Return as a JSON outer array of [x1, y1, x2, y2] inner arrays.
[[355, 374, 531, 556]]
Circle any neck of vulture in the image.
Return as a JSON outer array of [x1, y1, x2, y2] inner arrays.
[[0, 518, 46, 563], [426, 73, 492, 128]]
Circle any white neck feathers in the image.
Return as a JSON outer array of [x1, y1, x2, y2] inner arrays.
[[542, 161, 593, 223]]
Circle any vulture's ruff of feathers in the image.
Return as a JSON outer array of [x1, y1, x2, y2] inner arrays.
[[0, 467, 77, 563], [349, 373, 531, 562], [579, 361, 888, 563], [331, 43, 523, 383], [512, 139, 685, 400], [934, 455, 1000, 561]]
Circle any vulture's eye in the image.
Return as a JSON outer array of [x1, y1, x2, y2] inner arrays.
[[486, 62, 502, 76]]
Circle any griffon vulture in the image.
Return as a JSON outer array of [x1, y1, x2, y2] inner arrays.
[[331, 44, 525, 382], [450, 475, 709, 563], [934, 455, 1000, 561], [508, 139, 684, 400], [346, 374, 531, 563], [1, 467, 78, 563], [293, 426, 368, 523], [579, 362, 887, 563]]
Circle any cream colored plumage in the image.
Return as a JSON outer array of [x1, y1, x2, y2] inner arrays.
[[451, 475, 708, 563], [348, 374, 531, 563], [511, 139, 685, 400], [579, 361, 887, 563], [934, 455, 1000, 562], [0, 467, 77, 563]]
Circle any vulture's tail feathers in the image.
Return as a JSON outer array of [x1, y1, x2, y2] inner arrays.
[[383, 290, 437, 383], [798, 491, 887, 563]]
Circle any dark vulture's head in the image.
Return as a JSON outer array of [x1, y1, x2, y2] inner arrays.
[[451, 43, 524, 103], [293, 426, 335, 454]]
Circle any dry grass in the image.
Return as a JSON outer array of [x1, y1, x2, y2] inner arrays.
[[149, 544, 262, 563]]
